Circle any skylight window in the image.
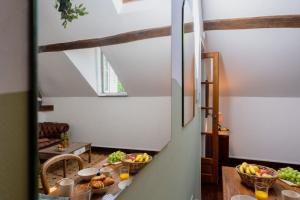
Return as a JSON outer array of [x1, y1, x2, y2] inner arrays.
[[112, 0, 159, 14], [97, 49, 127, 96]]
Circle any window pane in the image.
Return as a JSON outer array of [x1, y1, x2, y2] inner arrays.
[[101, 53, 126, 95]]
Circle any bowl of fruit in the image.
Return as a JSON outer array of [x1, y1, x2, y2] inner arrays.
[[121, 153, 152, 174], [236, 162, 278, 188]]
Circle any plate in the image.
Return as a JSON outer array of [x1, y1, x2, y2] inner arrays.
[[91, 186, 109, 195], [118, 178, 133, 190], [78, 168, 99, 181], [231, 195, 256, 200], [103, 161, 122, 167], [280, 179, 300, 187]]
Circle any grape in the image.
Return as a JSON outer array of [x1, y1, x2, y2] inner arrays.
[[278, 167, 300, 185], [107, 151, 126, 164]]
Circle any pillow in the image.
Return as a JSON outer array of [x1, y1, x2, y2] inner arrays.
[[38, 138, 50, 143]]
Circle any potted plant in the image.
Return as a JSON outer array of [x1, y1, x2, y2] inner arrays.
[[54, 0, 88, 28], [61, 132, 70, 147]]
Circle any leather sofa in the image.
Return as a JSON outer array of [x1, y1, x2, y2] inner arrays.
[[38, 122, 69, 149]]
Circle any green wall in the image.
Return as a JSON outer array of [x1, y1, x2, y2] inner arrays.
[[118, 80, 200, 200], [0, 92, 28, 200]]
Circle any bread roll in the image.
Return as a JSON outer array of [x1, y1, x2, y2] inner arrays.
[[91, 174, 106, 182], [103, 177, 115, 186], [91, 180, 104, 189]]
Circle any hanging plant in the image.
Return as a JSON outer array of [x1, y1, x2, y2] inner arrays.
[[54, 0, 88, 28]]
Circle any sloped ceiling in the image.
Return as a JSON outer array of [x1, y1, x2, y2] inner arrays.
[[38, 0, 171, 97], [38, 52, 97, 97], [102, 36, 171, 96], [203, 0, 300, 97], [38, 0, 171, 45]]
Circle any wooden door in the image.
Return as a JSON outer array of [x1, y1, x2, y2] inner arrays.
[[201, 52, 219, 183]]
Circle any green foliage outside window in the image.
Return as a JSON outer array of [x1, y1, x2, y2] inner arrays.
[[117, 82, 125, 93]]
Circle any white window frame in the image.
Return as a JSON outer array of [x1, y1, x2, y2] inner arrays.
[[96, 48, 127, 97]]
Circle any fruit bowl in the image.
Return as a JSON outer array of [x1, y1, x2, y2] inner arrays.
[[236, 163, 278, 188], [121, 153, 152, 174]]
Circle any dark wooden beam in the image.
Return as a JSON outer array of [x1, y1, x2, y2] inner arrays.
[[39, 15, 299, 53], [38, 23, 193, 53], [204, 15, 300, 31], [122, 0, 139, 4]]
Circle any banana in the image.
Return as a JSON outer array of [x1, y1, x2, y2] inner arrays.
[[262, 173, 272, 178], [249, 165, 256, 175], [239, 165, 245, 173], [241, 162, 248, 170], [245, 167, 251, 175], [253, 165, 259, 172]]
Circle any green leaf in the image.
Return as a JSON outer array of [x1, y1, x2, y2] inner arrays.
[[54, 0, 88, 28]]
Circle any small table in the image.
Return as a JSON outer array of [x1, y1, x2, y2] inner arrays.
[[39, 142, 92, 177], [222, 166, 300, 200]]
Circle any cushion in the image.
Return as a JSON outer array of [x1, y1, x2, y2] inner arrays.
[[38, 138, 50, 143]]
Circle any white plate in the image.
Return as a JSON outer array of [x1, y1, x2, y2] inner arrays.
[[231, 195, 256, 200], [78, 168, 99, 181], [280, 179, 300, 187], [118, 178, 133, 190], [103, 161, 122, 167]]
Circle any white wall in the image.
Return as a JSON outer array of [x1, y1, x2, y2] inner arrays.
[[0, 0, 28, 94], [65, 48, 98, 93], [43, 97, 171, 151], [220, 96, 300, 165], [38, 52, 97, 97]]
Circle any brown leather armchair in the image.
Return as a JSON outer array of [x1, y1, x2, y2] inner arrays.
[[38, 122, 69, 149]]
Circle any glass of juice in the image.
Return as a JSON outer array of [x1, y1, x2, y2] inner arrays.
[[119, 166, 130, 181], [255, 181, 269, 200]]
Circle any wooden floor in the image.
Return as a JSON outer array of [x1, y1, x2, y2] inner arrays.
[[201, 182, 223, 200]]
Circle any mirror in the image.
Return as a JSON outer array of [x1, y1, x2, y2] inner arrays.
[[37, 0, 171, 196], [182, 0, 195, 126]]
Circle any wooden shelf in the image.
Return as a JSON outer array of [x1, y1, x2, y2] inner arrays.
[[201, 81, 214, 84], [202, 132, 212, 135], [201, 106, 213, 110], [39, 105, 54, 112], [202, 131, 230, 136]]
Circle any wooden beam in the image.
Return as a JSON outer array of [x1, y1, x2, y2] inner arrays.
[[122, 0, 139, 4], [38, 23, 193, 53], [204, 15, 300, 30]]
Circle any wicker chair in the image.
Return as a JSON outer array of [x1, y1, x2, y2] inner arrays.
[[40, 154, 84, 194]]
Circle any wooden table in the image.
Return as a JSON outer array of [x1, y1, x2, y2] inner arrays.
[[222, 166, 300, 200], [39, 142, 92, 177], [49, 159, 126, 200]]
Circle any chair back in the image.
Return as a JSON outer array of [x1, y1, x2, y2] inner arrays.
[[40, 154, 84, 194]]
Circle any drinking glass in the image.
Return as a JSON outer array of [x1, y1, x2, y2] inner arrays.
[[281, 190, 300, 200], [119, 166, 130, 181], [255, 182, 269, 200], [71, 185, 91, 200]]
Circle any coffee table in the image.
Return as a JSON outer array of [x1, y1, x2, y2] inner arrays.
[[39, 142, 92, 177]]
